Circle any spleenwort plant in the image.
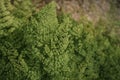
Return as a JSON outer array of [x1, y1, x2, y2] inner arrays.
[[0, 0, 120, 80], [0, 0, 15, 35]]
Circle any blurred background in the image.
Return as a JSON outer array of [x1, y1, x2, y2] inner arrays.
[[31, 0, 120, 23]]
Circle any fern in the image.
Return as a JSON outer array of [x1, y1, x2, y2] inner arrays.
[[0, 1, 120, 80], [0, 0, 15, 36]]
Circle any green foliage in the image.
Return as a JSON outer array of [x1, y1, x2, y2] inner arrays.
[[0, 0, 15, 36], [94, 20, 120, 80], [13, 0, 34, 18], [0, 1, 120, 80]]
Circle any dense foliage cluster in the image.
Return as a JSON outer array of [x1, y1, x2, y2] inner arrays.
[[0, 1, 120, 80]]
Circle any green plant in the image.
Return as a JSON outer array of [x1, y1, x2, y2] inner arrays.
[[0, 1, 120, 80], [0, 0, 15, 36]]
